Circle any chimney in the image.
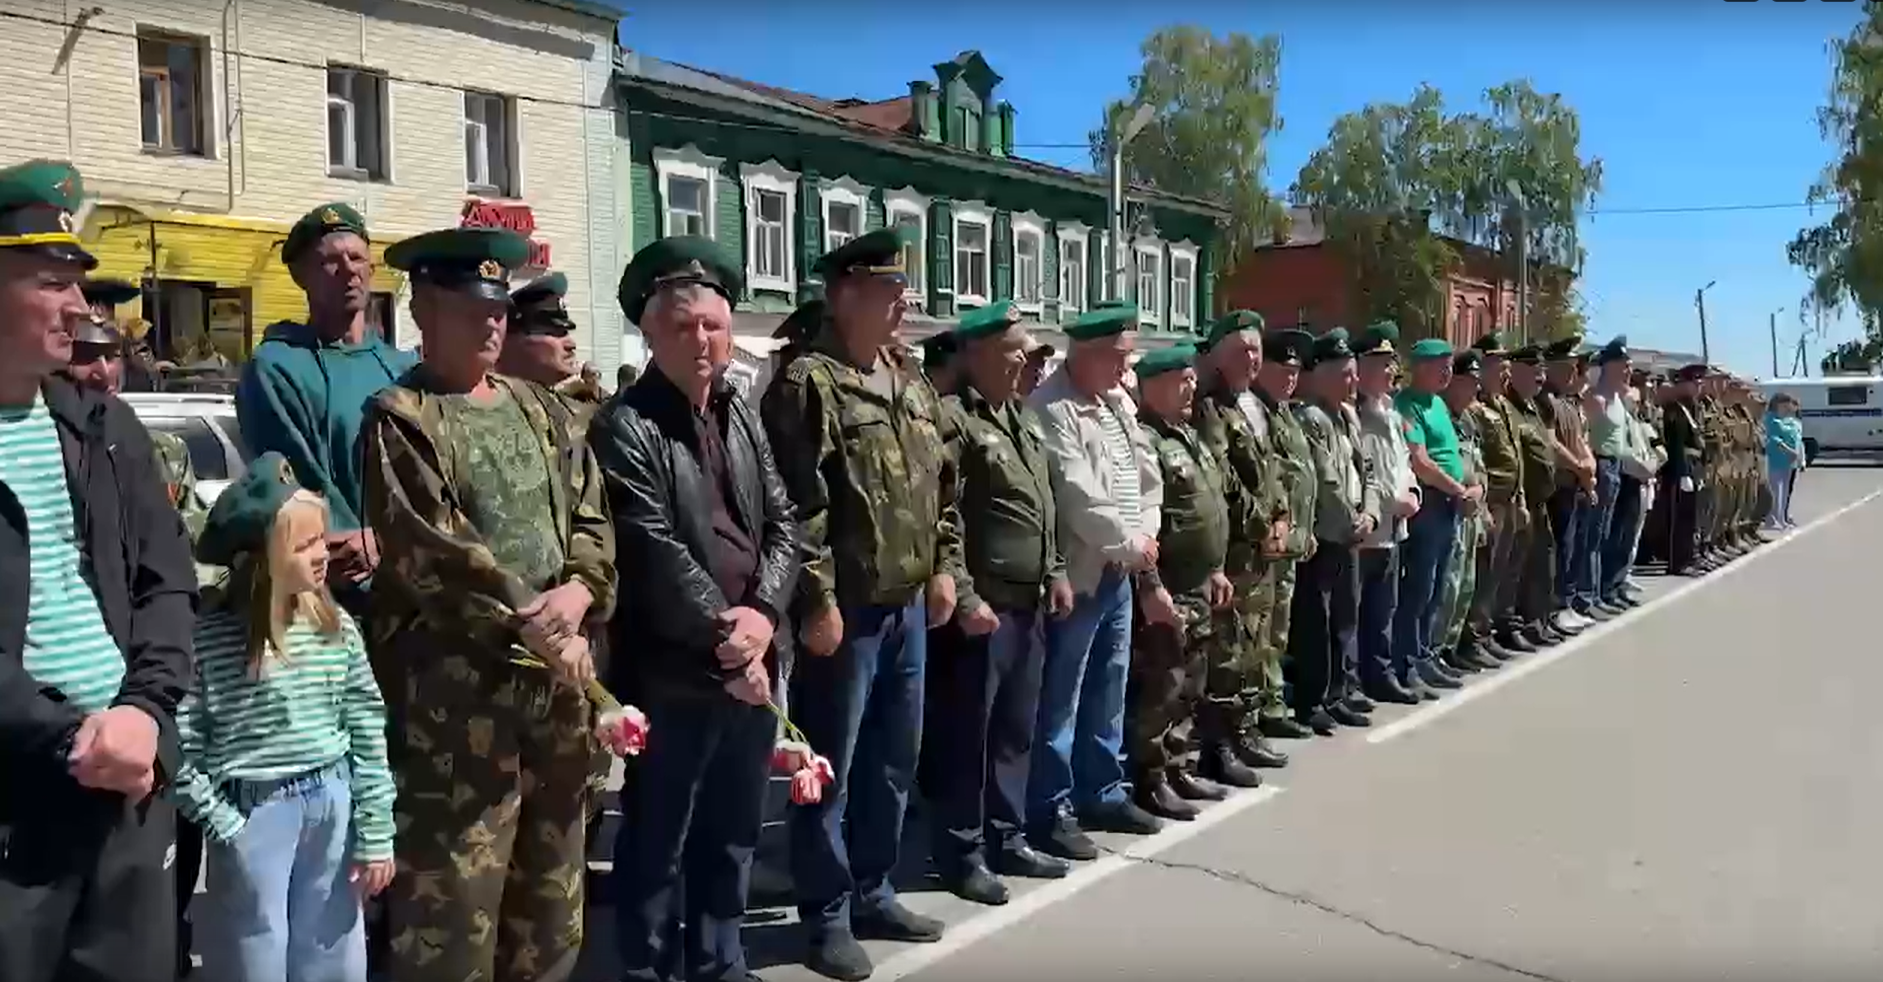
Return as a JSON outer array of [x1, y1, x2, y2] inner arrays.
[[908, 81, 934, 141], [997, 101, 1016, 157]]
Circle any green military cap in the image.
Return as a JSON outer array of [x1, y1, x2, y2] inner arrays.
[[1202, 310, 1265, 350], [617, 235, 742, 326], [508, 271, 575, 337], [1308, 328, 1354, 367], [1472, 331, 1508, 356], [1408, 337, 1453, 361], [74, 278, 140, 346], [1353, 321, 1400, 358], [1674, 363, 1708, 382], [386, 227, 526, 302], [1592, 334, 1630, 365], [921, 331, 958, 370], [1508, 343, 1544, 364], [1133, 344, 1197, 380], [197, 452, 304, 567], [812, 225, 914, 284], [1453, 349, 1484, 376], [0, 160, 94, 269], [1543, 334, 1584, 361], [1263, 328, 1313, 367], [955, 299, 1023, 342], [281, 202, 368, 264], [1065, 300, 1139, 342]]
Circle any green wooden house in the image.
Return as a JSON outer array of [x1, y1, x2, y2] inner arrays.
[[613, 48, 1228, 361]]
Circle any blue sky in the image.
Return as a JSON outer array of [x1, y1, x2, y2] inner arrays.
[[617, 1, 1862, 378]]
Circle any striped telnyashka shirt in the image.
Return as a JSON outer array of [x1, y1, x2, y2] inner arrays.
[[1096, 400, 1143, 533]]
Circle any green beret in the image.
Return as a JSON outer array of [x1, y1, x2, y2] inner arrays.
[[1133, 344, 1197, 380], [955, 300, 1022, 342], [618, 235, 742, 325], [1065, 301, 1139, 342], [197, 452, 304, 567], [1472, 331, 1508, 356], [1592, 335, 1630, 365], [813, 225, 915, 284], [1264, 328, 1312, 367], [0, 159, 94, 269], [508, 271, 575, 336], [921, 331, 958, 369], [1353, 321, 1400, 358], [385, 227, 527, 302], [1453, 349, 1484, 376], [281, 202, 368, 264], [1309, 329, 1353, 367], [1508, 344, 1544, 365], [1203, 310, 1265, 350], [1408, 338, 1453, 361]]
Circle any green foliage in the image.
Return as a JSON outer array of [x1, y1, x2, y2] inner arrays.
[[1822, 336, 1883, 374], [1292, 81, 1602, 339], [1789, 4, 1883, 337], [1089, 26, 1289, 274]]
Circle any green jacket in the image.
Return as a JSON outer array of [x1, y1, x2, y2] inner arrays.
[[1254, 389, 1317, 559], [1141, 411, 1230, 596], [940, 384, 1066, 613], [1295, 399, 1378, 545], [150, 427, 224, 592], [1505, 390, 1558, 506], [760, 332, 963, 615], [1468, 394, 1526, 509], [1194, 384, 1278, 575]]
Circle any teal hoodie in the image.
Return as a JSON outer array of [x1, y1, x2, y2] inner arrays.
[[235, 321, 417, 532]]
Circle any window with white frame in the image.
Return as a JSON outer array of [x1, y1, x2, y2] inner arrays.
[[138, 29, 212, 157], [1135, 243, 1163, 325], [884, 187, 930, 300], [1169, 243, 1197, 327], [327, 67, 388, 180], [741, 160, 800, 293], [1011, 213, 1044, 308], [463, 90, 516, 195], [821, 177, 868, 254], [1057, 224, 1089, 314], [953, 202, 991, 303], [653, 146, 722, 239]]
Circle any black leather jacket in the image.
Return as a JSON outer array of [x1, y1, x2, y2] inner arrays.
[[589, 368, 800, 697]]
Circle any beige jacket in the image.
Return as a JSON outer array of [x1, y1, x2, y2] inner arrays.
[[1027, 368, 1164, 596]]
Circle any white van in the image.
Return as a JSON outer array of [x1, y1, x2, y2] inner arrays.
[[1758, 375, 1883, 463]]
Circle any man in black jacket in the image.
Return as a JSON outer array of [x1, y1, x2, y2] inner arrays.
[[594, 236, 801, 982], [0, 162, 197, 981]]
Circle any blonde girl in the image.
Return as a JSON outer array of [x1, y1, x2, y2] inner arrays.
[[170, 453, 396, 981]]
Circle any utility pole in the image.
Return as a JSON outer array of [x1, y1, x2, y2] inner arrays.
[[1769, 307, 1784, 377], [1695, 280, 1717, 364], [1107, 104, 1155, 304], [1505, 180, 1528, 342]]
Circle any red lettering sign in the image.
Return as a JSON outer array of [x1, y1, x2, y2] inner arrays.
[[461, 198, 552, 269]]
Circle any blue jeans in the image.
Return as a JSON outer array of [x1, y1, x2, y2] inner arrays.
[[199, 761, 365, 982], [1548, 487, 1583, 609], [788, 596, 927, 935], [1581, 458, 1623, 607], [1028, 567, 1133, 824], [1599, 468, 1643, 602], [1356, 546, 1399, 690], [1394, 490, 1459, 679]]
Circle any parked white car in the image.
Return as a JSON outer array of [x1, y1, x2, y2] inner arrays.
[[119, 393, 249, 505]]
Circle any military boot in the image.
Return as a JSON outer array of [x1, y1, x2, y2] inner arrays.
[[1134, 769, 1200, 821], [1201, 741, 1265, 786], [1233, 729, 1289, 768], [1166, 764, 1229, 801]]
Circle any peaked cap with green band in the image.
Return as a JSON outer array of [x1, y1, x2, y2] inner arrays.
[[1264, 328, 1312, 367], [1203, 310, 1265, 350], [1543, 334, 1584, 361], [1472, 331, 1508, 356], [1133, 344, 1196, 380], [0, 159, 94, 269], [509, 271, 575, 336], [74, 278, 142, 345], [1592, 335, 1630, 365], [386, 227, 527, 302], [1354, 321, 1400, 358], [812, 225, 914, 284], [955, 299, 1023, 342], [1308, 327, 1353, 367], [1065, 300, 1139, 341], [617, 235, 742, 325], [1508, 343, 1544, 365], [281, 202, 368, 264], [1453, 349, 1484, 375], [197, 452, 304, 568]]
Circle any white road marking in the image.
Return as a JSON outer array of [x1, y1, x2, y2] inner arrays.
[[1366, 488, 1883, 746], [864, 785, 1288, 982]]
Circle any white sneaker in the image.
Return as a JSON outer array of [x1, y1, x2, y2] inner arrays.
[[1560, 610, 1594, 630]]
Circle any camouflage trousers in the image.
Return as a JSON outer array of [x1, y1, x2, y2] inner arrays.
[[1438, 513, 1482, 650], [1250, 560, 1295, 720], [1125, 592, 1221, 773], [385, 665, 595, 982], [1204, 565, 1278, 728]]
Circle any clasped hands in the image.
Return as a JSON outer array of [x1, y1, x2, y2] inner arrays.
[[68, 705, 160, 800]]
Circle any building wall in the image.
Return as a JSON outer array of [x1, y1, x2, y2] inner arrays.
[[0, 0, 625, 369]]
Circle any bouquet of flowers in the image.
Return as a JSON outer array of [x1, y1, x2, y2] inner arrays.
[[767, 706, 835, 805], [509, 653, 649, 757]]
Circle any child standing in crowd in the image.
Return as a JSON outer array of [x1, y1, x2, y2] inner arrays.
[[169, 452, 397, 982], [1764, 393, 1805, 529]]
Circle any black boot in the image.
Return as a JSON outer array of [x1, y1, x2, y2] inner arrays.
[[1166, 764, 1229, 801], [941, 860, 1010, 906], [1133, 770, 1199, 821], [1259, 715, 1315, 740], [1201, 742, 1266, 786], [1233, 730, 1290, 768]]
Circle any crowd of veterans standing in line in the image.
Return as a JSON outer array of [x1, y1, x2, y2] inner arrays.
[[0, 156, 1808, 982]]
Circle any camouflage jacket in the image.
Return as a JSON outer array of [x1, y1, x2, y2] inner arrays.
[[1141, 410, 1231, 596], [1255, 389, 1318, 560], [939, 384, 1066, 613], [1194, 383, 1280, 574], [760, 332, 963, 615], [1468, 394, 1526, 508], [1295, 399, 1379, 545], [360, 370, 616, 695], [554, 372, 607, 411], [149, 428, 208, 543], [1505, 390, 1560, 504]]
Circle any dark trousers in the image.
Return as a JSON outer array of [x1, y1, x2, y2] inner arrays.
[[920, 607, 1046, 873], [173, 816, 203, 975], [1287, 539, 1358, 718], [1547, 487, 1583, 609], [1664, 474, 1700, 572], [1600, 472, 1644, 601], [0, 799, 177, 982], [614, 685, 776, 982], [1518, 501, 1557, 622], [1394, 491, 1460, 679], [789, 596, 927, 936], [1355, 546, 1399, 692]]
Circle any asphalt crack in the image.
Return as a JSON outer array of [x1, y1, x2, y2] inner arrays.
[[1094, 842, 1574, 982]]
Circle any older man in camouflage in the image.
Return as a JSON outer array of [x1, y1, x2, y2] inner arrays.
[[1249, 327, 1318, 741], [1463, 332, 1529, 661], [361, 226, 616, 981]]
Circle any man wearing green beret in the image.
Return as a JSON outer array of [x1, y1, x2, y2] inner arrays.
[[1504, 345, 1573, 645], [1391, 338, 1477, 692], [759, 225, 962, 979], [361, 226, 618, 980], [1351, 322, 1423, 705], [918, 299, 1076, 908], [1192, 311, 1290, 776], [0, 160, 200, 980], [237, 201, 416, 618], [1435, 349, 1499, 674], [500, 270, 605, 416], [1024, 301, 1166, 859], [1127, 344, 1239, 819], [1288, 329, 1381, 734], [1460, 332, 1529, 662]]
